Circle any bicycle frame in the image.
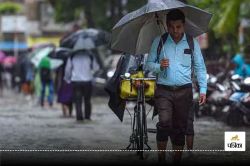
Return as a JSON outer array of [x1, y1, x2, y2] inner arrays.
[[124, 77, 153, 159]]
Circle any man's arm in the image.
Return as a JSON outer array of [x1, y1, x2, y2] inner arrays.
[[145, 37, 162, 73], [193, 38, 207, 104], [92, 56, 100, 73]]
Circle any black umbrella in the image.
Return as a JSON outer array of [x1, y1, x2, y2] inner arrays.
[[60, 28, 110, 51], [49, 47, 72, 61]]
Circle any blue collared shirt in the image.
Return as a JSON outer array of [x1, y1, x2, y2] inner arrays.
[[146, 33, 207, 94]]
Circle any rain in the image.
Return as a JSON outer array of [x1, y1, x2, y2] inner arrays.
[[0, 0, 250, 165]]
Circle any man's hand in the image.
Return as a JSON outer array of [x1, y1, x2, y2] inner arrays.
[[160, 58, 169, 70], [199, 93, 206, 105]]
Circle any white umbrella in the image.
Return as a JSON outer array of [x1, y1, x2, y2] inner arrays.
[[30, 47, 54, 67], [49, 58, 63, 70], [30, 47, 63, 69]]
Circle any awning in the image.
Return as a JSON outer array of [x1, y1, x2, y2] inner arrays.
[[0, 41, 28, 50]]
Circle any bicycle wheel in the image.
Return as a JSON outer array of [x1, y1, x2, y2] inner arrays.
[[136, 103, 144, 159]]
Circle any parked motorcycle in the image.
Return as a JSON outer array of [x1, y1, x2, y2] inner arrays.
[[226, 77, 250, 127], [196, 72, 231, 118]]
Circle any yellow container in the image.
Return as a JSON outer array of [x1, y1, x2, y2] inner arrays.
[[120, 71, 156, 100]]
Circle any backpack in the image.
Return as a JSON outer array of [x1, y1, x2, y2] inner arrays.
[[40, 67, 52, 83], [71, 50, 94, 69], [155, 33, 195, 78]]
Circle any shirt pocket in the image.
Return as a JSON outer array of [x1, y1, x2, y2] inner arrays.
[[180, 53, 191, 67]]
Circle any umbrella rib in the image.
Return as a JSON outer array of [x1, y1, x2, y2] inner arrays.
[[134, 14, 154, 54], [111, 0, 212, 54]]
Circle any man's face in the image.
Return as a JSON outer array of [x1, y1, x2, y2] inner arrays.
[[167, 20, 185, 42]]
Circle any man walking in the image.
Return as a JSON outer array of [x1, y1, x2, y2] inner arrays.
[[146, 9, 207, 163], [64, 50, 100, 121]]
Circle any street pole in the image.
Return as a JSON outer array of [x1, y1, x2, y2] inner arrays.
[[14, 15, 18, 58]]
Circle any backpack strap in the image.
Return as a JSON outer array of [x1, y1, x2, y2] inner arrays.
[[186, 34, 195, 85], [156, 32, 169, 63], [155, 33, 195, 81], [154, 33, 168, 81]]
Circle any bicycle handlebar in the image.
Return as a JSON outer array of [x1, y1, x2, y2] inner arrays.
[[120, 75, 156, 81]]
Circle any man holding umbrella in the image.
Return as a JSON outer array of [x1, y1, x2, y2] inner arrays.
[[146, 9, 207, 163], [111, 0, 211, 163]]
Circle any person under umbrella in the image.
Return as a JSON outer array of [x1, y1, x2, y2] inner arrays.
[[39, 57, 54, 107], [111, 0, 211, 163], [53, 48, 74, 117], [60, 28, 110, 50], [146, 9, 207, 163], [64, 37, 100, 122], [0, 51, 6, 96], [0, 63, 3, 96]]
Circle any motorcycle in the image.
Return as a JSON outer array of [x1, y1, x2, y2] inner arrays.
[[226, 77, 250, 127], [196, 72, 231, 118]]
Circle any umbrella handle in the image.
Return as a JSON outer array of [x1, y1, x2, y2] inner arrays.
[[155, 13, 168, 77]]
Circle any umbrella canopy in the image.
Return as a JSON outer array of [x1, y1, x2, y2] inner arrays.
[[1, 56, 17, 67], [60, 28, 110, 51], [30, 47, 54, 67], [0, 51, 6, 63], [111, 0, 212, 54], [30, 46, 63, 69], [39, 56, 63, 70], [49, 47, 72, 61]]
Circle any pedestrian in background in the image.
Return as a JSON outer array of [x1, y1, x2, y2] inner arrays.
[[55, 58, 73, 117], [0, 63, 4, 96], [39, 57, 54, 107], [64, 50, 100, 121]]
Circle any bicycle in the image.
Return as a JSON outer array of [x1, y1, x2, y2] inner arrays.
[[120, 74, 156, 159]]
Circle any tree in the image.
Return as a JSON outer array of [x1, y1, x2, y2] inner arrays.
[[49, 0, 147, 30], [0, 2, 22, 15], [187, 0, 250, 69]]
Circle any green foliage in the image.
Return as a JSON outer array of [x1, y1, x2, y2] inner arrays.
[[52, 0, 147, 30], [187, 0, 216, 10], [126, 0, 147, 12], [188, 0, 219, 33], [240, 2, 250, 19], [187, 0, 247, 56], [90, 0, 110, 30], [188, 0, 249, 38], [0, 2, 22, 15], [54, 0, 82, 22], [213, 0, 241, 37]]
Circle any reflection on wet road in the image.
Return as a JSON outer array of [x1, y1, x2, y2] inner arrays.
[[0, 90, 249, 164]]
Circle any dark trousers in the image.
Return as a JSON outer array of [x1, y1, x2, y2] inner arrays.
[[72, 81, 92, 120], [155, 84, 193, 146], [186, 100, 197, 136], [40, 80, 54, 106]]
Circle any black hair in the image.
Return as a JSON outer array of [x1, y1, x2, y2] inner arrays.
[[166, 9, 185, 23]]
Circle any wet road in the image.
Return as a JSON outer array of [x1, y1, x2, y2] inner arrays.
[[0, 89, 250, 165]]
